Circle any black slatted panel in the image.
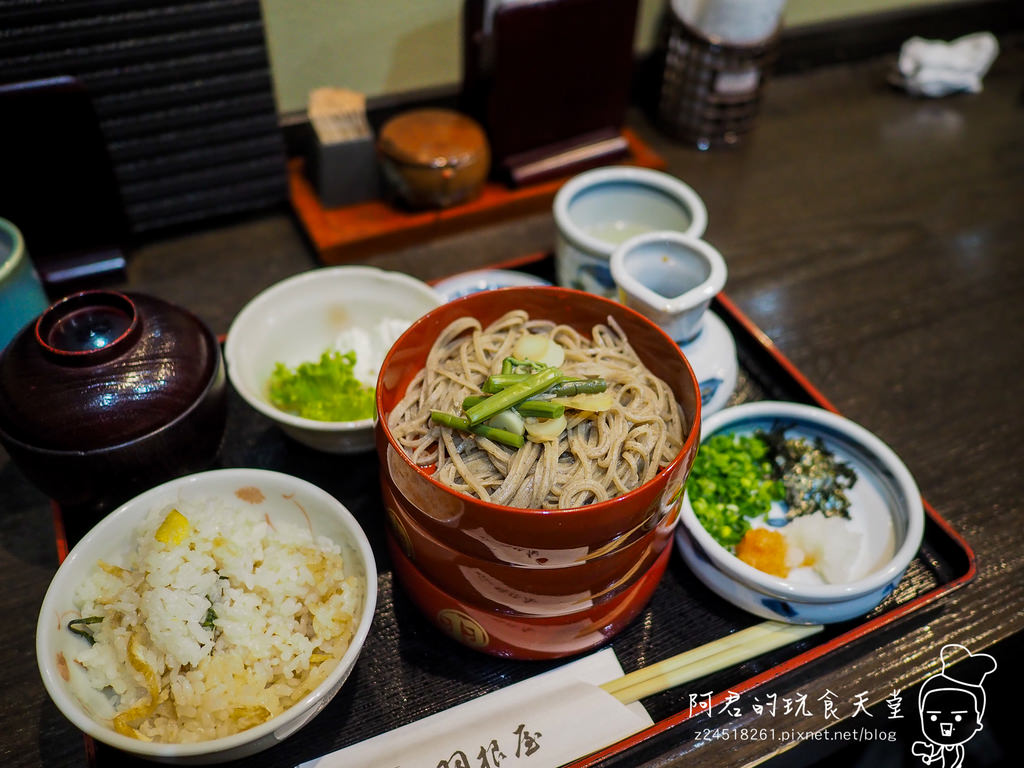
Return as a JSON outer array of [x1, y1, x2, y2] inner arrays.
[[0, 0, 288, 234]]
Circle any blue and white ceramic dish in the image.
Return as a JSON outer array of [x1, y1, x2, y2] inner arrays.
[[432, 269, 551, 302], [680, 310, 737, 418], [553, 166, 707, 298], [675, 401, 925, 624]]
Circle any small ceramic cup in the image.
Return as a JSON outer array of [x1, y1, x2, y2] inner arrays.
[[553, 166, 707, 297], [0, 217, 49, 351], [609, 231, 727, 343]]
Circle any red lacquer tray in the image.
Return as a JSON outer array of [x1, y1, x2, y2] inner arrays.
[[57, 254, 975, 768]]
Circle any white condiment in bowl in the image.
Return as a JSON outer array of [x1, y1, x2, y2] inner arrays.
[[335, 317, 411, 387]]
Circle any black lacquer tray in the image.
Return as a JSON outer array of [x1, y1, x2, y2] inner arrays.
[[61, 254, 975, 768]]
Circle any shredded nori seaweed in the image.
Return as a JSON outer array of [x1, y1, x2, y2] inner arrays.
[[757, 425, 857, 519]]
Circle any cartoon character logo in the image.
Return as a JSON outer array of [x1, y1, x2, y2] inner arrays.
[[911, 643, 997, 768]]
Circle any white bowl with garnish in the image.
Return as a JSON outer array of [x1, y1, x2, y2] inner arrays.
[[225, 266, 442, 453], [675, 401, 925, 624], [36, 468, 377, 763]]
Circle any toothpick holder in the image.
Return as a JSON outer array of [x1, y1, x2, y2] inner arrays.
[[305, 127, 380, 209]]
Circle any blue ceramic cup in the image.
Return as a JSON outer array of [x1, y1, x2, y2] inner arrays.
[[0, 217, 50, 351]]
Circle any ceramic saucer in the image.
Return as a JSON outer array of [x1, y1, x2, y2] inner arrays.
[[433, 269, 551, 302], [679, 310, 737, 418]]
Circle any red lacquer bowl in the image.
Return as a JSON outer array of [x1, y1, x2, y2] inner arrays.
[[375, 286, 701, 658], [388, 534, 675, 660], [384, 494, 678, 618]]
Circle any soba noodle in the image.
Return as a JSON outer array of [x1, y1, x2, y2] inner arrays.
[[387, 310, 687, 509]]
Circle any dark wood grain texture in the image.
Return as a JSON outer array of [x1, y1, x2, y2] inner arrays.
[[3, 35, 1021, 768]]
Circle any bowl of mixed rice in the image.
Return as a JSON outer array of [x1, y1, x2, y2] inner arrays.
[[36, 468, 377, 763]]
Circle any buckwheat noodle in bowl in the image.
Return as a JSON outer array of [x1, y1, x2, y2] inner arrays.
[[376, 287, 701, 658], [387, 309, 685, 509]]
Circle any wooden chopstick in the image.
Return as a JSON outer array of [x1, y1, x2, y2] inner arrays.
[[601, 622, 805, 696], [601, 621, 823, 704]]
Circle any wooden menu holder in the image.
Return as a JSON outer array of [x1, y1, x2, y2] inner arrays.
[[462, 0, 639, 186], [0, 77, 128, 295]]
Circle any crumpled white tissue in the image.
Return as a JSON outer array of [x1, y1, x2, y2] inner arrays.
[[897, 31, 999, 97]]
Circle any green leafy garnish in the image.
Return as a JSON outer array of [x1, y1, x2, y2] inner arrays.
[[268, 350, 375, 422], [68, 616, 103, 645], [686, 433, 785, 549], [200, 606, 217, 630]]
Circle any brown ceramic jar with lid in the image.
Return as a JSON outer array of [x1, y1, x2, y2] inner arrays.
[[377, 108, 490, 209]]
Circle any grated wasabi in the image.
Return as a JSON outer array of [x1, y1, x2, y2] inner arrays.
[[268, 349, 375, 422]]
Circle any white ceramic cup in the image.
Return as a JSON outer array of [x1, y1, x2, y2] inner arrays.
[[609, 230, 727, 343], [553, 167, 707, 297]]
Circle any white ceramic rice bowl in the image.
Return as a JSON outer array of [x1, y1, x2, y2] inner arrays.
[[225, 266, 442, 453], [36, 468, 377, 764], [675, 402, 925, 624]]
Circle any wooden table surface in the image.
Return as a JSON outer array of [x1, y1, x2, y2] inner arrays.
[[3, 37, 1021, 768]]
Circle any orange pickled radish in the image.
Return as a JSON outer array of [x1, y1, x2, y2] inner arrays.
[[736, 528, 790, 577]]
